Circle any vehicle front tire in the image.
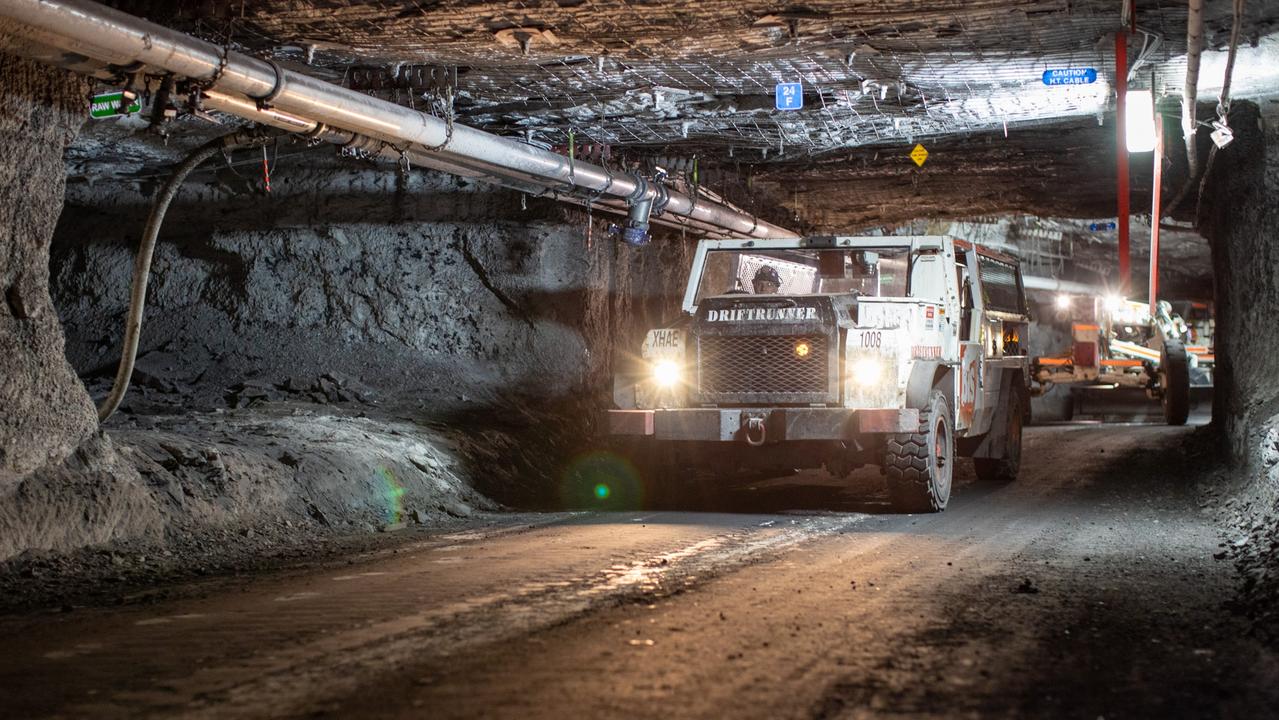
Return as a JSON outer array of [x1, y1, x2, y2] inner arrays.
[[1160, 341, 1191, 426], [973, 389, 1023, 483], [885, 389, 954, 513]]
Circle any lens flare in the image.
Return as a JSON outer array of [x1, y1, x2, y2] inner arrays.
[[374, 465, 405, 524], [560, 451, 644, 509], [652, 360, 680, 386]]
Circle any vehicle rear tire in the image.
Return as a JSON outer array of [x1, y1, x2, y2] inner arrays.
[[1160, 341, 1191, 426], [885, 389, 954, 513], [973, 389, 1023, 483]]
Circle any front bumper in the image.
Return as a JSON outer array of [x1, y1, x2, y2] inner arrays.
[[608, 407, 918, 442]]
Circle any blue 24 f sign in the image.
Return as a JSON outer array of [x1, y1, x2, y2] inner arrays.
[[1042, 68, 1098, 86], [775, 83, 803, 110]]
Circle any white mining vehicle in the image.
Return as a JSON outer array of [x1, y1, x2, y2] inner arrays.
[[608, 235, 1032, 512]]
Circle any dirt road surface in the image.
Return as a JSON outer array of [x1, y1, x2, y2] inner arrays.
[[3, 423, 1278, 718]]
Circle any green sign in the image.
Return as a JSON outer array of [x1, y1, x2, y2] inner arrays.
[[89, 91, 141, 119]]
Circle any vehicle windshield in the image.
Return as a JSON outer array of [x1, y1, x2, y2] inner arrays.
[[693, 247, 909, 305]]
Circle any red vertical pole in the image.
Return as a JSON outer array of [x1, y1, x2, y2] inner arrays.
[[1115, 30, 1130, 294], [1149, 115, 1163, 316]]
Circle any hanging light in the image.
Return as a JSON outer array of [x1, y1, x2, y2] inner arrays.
[[1125, 90, 1157, 153]]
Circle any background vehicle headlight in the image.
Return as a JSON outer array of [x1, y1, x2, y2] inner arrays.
[[851, 358, 883, 386], [652, 360, 680, 387]]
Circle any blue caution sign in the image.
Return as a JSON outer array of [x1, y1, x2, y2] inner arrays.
[[1042, 68, 1098, 86], [775, 82, 803, 110]]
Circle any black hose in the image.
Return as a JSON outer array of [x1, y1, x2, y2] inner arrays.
[[97, 130, 274, 421]]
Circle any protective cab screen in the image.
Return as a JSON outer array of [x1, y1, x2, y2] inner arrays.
[[693, 248, 909, 306]]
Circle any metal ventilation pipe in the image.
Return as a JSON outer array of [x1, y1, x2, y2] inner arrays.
[[0, 0, 798, 240], [1021, 275, 1101, 296], [622, 197, 655, 246], [198, 91, 745, 239], [1182, 0, 1204, 180]]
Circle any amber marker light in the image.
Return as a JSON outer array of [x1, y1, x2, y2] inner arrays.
[[794, 340, 812, 359]]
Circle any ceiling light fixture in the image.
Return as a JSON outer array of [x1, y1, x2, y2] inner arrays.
[[1125, 89, 1157, 152]]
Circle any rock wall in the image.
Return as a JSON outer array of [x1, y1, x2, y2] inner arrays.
[[50, 151, 691, 504], [0, 55, 167, 561], [0, 127, 691, 564], [1198, 101, 1279, 470], [1197, 101, 1279, 640], [0, 54, 98, 482], [54, 157, 688, 408]]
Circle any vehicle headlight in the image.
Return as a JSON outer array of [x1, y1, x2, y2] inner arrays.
[[850, 358, 883, 386], [652, 360, 680, 387]]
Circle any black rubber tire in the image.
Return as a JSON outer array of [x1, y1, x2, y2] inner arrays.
[[885, 389, 954, 513], [1160, 341, 1191, 426], [973, 390, 1023, 483]]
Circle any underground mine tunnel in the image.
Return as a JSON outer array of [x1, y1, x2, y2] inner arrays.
[[2, 0, 1279, 717]]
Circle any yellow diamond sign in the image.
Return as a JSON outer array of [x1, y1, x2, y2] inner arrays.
[[909, 143, 929, 167]]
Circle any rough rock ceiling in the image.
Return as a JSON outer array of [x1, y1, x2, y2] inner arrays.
[[882, 215, 1212, 295], [43, 0, 1279, 290], [108, 0, 1279, 163]]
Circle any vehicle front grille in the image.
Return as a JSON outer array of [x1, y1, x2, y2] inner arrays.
[[697, 334, 831, 403]]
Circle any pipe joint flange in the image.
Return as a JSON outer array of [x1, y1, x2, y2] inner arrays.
[[251, 58, 287, 110], [339, 133, 383, 156], [651, 183, 672, 217], [624, 174, 649, 204], [302, 122, 333, 146]]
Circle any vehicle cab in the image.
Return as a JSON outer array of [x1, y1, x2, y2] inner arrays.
[[609, 235, 1031, 512]]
